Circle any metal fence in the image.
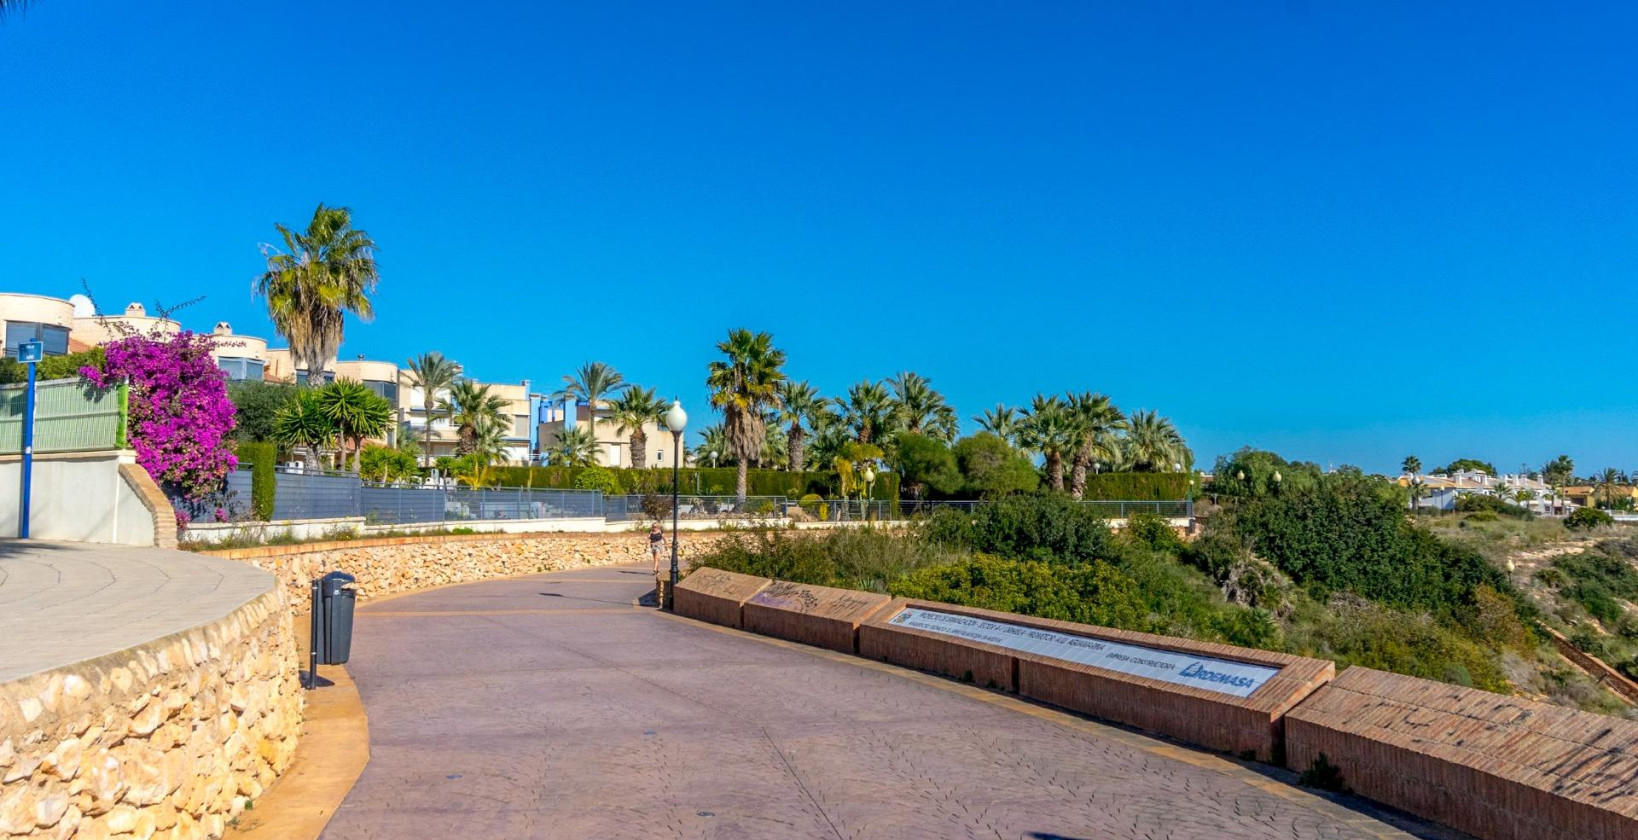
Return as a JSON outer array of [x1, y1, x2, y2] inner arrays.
[[220, 467, 606, 524], [605, 494, 788, 523], [895, 499, 1194, 519], [0, 379, 126, 455]]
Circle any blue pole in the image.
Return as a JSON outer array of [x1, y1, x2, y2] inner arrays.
[[19, 356, 36, 539]]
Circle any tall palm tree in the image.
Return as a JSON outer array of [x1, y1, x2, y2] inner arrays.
[[1595, 467, 1623, 509], [974, 404, 1021, 446], [441, 381, 510, 457], [887, 371, 958, 443], [1019, 395, 1076, 492], [803, 406, 849, 473], [609, 386, 664, 469], [316, 380, 393, 473], [1125, 410, 1189, 473], [255, 204, 379, 378], [838, 379, 892, 445], [546, 425, 601, 467], [402, 352, 461, 466], [706, 329, 787, 506], [1066, 391, 1125, 500], [273, 390, 336, 471], [1401, 455, 1422, 477], [776, 380, 824, 473], [556, 362, 626, 444]]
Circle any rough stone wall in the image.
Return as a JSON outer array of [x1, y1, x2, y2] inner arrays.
[[205, 532, 730, 606], [0, 590, 301, 840]]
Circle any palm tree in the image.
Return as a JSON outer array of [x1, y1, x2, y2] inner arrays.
[[838, 379, 892, 445], [468, 419, 513, 466], [706, 329, 787, 506], [556, 362, 626, 443], [546, 426, 601, 467], [609, 386, 664, 469], [974, 404, 1021, 446], [692, 422, 730, 467], [1595, 467, 1623, 509], [402, 352, 461, 466], [1019, 395, 1075, 492], [1125, 410, 1189, 473], [776, 380, 824, 473], [273, 390, 336, 471], [316, 380, 393, 473], [803, 407, 849, 473], [1401, 455, 1422, 477], [888, 371, 958, 443], [1512, 487, 1536, 511], [1066, 391, 1125, 500], [440, 381, 510, 457], [255, 204, 380, 378]]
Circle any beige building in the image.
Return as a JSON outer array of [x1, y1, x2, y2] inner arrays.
[[70, 302, 180, 347], [208, 323, 270, 381], [536, 401, 671, 468], [0, 293, 76, 358]]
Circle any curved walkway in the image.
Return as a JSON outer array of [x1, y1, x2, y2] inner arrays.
[[324, 564, 1462, 840], [0, 539, 272, 682]]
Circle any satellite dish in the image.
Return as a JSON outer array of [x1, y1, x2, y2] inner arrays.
[[68, 294, 95, 318]]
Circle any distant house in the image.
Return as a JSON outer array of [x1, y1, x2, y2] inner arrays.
[[1397, 470, 1568, 514]]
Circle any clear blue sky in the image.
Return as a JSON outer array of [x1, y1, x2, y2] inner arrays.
[[2, 2, 1634, 475]]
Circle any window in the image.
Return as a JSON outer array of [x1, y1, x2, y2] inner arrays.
[[295, 369, 336, 386], [216, 357, 266, 381], [3, 322, 70, 358], [364, 380, 399, 403]]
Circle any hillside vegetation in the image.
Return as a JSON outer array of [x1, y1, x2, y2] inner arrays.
[[694, 482, 1637, 718]]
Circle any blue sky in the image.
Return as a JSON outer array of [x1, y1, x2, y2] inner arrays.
[[2, 2, 1634, 474]]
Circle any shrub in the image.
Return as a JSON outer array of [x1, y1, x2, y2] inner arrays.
[[951, 433, 1038, 497], [1566, 508, 1615, 530], [1282, 596, 1510, 692], [923, 494, 1117, 566], [226, 380, 297, 443], [0, 348, 107, 384], [889, 554, 1148, 629], [692, 527, 964, 592], [1232, 473, 1508, 612], [1455, 493, 1532, 519], [1079, 472, 1192, 501], [235, 441, 278, 521], [1552, 548, 1638, 625], [572, 465, 624, 495], [1125, 512, 1185, 553], [1569, 624, 1609, 658]]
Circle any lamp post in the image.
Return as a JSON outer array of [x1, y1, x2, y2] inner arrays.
[[663, 399, 688, 610], [16, 340, 43, 539], [862, 465, 877, 521], [1272, 471, 1283, 496], [709, 449, 718, 469]]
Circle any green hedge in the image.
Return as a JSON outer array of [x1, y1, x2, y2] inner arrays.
[[486, 466, 899, 501], [1079, 472, 1191, 500], [235, 441, 278, 520]]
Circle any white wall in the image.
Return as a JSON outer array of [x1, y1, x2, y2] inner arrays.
[[0, 451, 156, 545]]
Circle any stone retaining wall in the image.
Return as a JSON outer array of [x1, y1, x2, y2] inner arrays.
[[204, 532, 729, 606], [0, 589, 301, 840]]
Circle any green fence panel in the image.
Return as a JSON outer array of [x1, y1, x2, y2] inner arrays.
[[0, 379, 127, 455]]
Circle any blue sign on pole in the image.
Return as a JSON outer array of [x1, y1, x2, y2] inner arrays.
[[18, 339, 42, 539]]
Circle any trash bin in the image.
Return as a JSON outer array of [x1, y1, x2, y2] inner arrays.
[[314, 571, 357, 665]]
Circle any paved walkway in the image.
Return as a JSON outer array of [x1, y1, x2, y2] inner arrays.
[[0, 540, 271, 682], [324, 564, 1461, 840]]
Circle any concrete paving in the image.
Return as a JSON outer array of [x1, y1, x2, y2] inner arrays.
[[324, 564, 1463, 840], [0, 539, 272, 683]]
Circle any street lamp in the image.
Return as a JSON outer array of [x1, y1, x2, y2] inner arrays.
[[663, 399, 688, 610], [862, 464, 877, 521], [709, 449, 719, 469], [1272, 471, 1283, 495]]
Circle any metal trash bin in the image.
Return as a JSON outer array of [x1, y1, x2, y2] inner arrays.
[[306, 571, 357, 688]]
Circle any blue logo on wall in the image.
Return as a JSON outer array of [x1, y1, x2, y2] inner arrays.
[[1179, 661, 1257, 689]]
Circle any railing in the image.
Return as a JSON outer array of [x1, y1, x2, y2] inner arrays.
[[219, 467, 604, 524], [896, 499, 1194, 519], [0, 379, 126, 455], [605, 495, 788, 523]]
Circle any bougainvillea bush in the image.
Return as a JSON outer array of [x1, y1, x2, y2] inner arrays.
[[82, 331, 238, 503]]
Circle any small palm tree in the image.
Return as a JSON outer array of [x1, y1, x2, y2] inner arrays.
[[273, 390, 337, 471], [556, 362, 626, 443], [1595, 467, 1623, 509], [692, 422, 730, 467], [441, 381, 510, 457], [1125, 410, 1189, 473], [1401, 455, 1422, 477], [838, 379, 892, 445], [402, 352, 461, 465], [609, 386, 664, 469], [255, 204, 380, 378], [547, 425, 601, 467], [1066, 392, 1125, 500], [316, 380, 393, 472], [888, 371, 958, 443], [1019, 395, 1075, 492], [776, 380, 824, 472], [974, 404, 1020, 446], [706, 329, 787, 506]]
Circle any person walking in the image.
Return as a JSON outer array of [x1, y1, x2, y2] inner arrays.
[[648, 523, 666, 576]]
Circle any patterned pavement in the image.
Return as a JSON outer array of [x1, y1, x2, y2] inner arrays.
[[321, 564, 1463, 840]]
